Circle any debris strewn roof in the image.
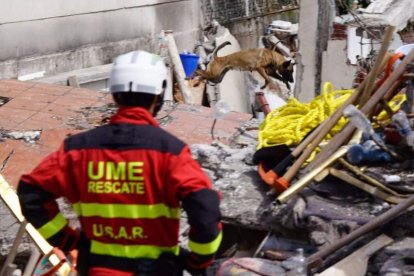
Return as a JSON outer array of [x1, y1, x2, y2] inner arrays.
[[0, 79, 252, 188]]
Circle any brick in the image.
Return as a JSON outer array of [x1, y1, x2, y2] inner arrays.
[[43, 103, 80, 117], [0, 107, 37, 124], [5, 98, 50, 111], [16, 93, 59, 103], [68, 88, 105, 99], [0, 80, 35, 91], [18, 112, 69, 130], [26, 83, 72, 96], [1, 143, 51, 188], [37, 129, 80, 149], [53, 95, 98, 108], [0, 114, 21, 129]]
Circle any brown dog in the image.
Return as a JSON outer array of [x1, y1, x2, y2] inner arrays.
[[265, 59, 294, 90], [195, 41, 294, 89]]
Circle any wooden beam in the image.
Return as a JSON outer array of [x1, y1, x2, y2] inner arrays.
[[0, 175, 70, 275]]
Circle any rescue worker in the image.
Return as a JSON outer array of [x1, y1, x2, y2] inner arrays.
[[17, 50, 223, 276]]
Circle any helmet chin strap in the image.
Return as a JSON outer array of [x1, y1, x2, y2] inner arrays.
[[152, 91, 165, 117]]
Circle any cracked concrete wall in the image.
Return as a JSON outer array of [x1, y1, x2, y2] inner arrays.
[[294, 0, 333, 102], [0, 0, 203, 79]]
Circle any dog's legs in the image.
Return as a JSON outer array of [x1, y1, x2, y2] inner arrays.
[[257, 67, 281, 92], [285, 81, 291, 90], [256, 67, 271, 89]]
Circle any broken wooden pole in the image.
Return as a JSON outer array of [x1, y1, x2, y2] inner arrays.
[[276, 146, 349, 204], [267, 43, 393, 192], [358, 26, 395, 107], [0, 220, 27, 276], [307, 193, 414, 270], [338, 158, 406, 197], [164, 30, 194, 104], [22, 247, 41, 276], [0, 175, 70, 274], [316, 234, 393, 276], [2, 264, 18, 276], [329, 168, 404, 204], [306, 46, 414, 173]]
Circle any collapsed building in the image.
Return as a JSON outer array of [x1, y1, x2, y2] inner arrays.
[[1, 0, 414, 275]]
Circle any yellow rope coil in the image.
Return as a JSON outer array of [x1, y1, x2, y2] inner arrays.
[[257, 82, 353, 150], [258, 83, 407, 151], [375, 93, 406, 125]]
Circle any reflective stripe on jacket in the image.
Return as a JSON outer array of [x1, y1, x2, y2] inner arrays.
[[18, 107, 222, 271]]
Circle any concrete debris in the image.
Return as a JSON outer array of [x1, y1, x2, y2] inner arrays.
[[357, 0, 414, 31], [68, 103, 118, 129], [0, 204, 31, 269], [1, 130, 41, 143], [2, 3, 414, 276], [190, 137, 276, 229]]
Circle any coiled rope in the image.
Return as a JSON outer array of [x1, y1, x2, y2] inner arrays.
[[258, 82, 406, 151], [257, 82, 353, 150]]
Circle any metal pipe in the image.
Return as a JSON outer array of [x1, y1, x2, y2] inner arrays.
[[307, 193, 414, 269], [255, 92, 271, 115]]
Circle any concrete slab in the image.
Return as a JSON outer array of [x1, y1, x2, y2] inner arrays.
[[0, 79, 260, 266], [357, 0, 414, 32], [35, 64, 112, 87]]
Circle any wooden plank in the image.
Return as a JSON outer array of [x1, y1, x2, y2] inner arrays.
[[317, 234, 393, 276], [306, 46, 414, 173], [0, 174, 70, 275]]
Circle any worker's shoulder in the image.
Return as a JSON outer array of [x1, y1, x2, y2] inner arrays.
[[145, 123, 187, 148], [64, 123, 187, 154]]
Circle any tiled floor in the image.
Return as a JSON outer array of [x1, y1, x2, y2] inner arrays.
[[0, 80, 252, 188]]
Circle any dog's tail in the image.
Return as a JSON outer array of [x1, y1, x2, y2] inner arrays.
[[213, 41, 232, 58]]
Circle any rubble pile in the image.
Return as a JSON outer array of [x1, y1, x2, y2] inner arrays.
[[2, 1, 414, 276], [181, 17, 414, 275]]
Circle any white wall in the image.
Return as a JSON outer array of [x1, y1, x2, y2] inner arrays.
[[321, 40, 356, 90], [294, 0, 319, 102], [0, 1, 174, 22], [0, 0, 203, 79]]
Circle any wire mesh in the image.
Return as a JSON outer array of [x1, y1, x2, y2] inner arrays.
[[202, 0, 298, 24]]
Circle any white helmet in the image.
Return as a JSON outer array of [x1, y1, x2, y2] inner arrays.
[[110, 50, 167, 95]]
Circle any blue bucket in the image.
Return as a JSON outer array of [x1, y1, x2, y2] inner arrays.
[[179, 53, 200, 78]]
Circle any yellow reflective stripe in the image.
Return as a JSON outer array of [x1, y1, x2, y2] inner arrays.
[[91, 240, 179, 259], [37, 212, 68, 240], [189, 231, 223, 255], [72, 202, 180, 219]]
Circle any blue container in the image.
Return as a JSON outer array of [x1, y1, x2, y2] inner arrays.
[[179, 53, 200, 78]]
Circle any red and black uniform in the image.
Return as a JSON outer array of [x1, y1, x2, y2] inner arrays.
[[18, 107, 222, 275]]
